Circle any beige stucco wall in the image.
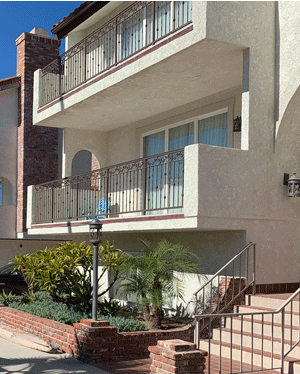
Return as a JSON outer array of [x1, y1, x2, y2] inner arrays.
[[0, 239, 65, 268], [0, 86, 18, 238], [62, 86, 242, 173]]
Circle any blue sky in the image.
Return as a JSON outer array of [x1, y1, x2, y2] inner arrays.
[[0, 1, 84, 80]]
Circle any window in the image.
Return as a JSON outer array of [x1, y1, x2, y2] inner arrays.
[[142, 108, 230, 155]]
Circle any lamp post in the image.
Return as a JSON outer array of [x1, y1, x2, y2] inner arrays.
[[89, 217, 102, 320]]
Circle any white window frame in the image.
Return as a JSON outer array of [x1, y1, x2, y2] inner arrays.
[[140, 107, 231, 157]]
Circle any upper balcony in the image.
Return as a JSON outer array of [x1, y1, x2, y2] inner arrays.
[[33, 1, 246, 131]]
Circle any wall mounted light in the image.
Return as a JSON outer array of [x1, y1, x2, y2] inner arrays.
[[233, 116, 241, 132], [283, 173, 300, 197]]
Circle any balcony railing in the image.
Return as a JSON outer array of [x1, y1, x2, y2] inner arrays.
[[32, 149, 184, 224], [39, 1, 192, 107]]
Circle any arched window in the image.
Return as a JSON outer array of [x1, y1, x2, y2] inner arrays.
[[71, 150, 100, 176]]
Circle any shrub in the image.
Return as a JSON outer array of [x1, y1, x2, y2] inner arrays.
[[1, 291, 148, 331], [100, 315, 148, 332], [11, 241, 123, 314], [98, 299, 121, 316]]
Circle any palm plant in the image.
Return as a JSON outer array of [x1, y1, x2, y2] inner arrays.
[[120, 239, 203, 329]]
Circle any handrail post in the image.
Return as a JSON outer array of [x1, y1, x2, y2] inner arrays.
[[58, 56, 62, 96]]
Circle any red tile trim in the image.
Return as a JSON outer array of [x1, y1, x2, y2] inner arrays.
[[31, 214, 185, 229], [37, 24, 193, 113]]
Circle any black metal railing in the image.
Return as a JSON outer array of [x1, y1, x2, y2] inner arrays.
[[39, 1, 192, 106], [32, 149, 184, 224]]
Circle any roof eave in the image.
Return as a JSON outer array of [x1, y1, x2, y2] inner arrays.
[[51, 1, 109, 40]]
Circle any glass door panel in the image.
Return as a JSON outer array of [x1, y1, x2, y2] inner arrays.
[[168, 122, 194, 211], [143, 131, 165, 213], [198, 112, 228, 147]]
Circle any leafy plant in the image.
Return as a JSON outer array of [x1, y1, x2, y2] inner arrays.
[[98, 299, 121, 316], [11, 241, 123, 314], [100, 315, 148, 332], [120, 239, 203, 329]]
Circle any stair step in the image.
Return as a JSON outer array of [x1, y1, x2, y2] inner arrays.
[[199, 338, 300, 373], [237, 305, 300, 326], [213, 327, 300, 357], [247, 294, 299, 310], [204, 353, 281, 374], [225, 315, 299, 340]]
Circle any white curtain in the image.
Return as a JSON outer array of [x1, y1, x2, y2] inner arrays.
[[198, 112, 228, 147], [155, 1, 171, 39], [174, 1, 192, 29], [168, 122, 194, 211], [143, 131, 165, 213]]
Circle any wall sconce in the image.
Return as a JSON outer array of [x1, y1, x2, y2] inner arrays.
[[233, 116, 241, 132], [283, 173, 300, 197]]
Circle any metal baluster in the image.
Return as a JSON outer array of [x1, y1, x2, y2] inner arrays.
[[271, 313, 274, 369], [291, 300, 293, 350], [251, 314, 254, 371], [230, 315, 233, 374], [219, 316, 222, 373], [261, 314, 264, 370], [281, 309, 285, 374], [208, 316, 211, 374], [253, 244, 256, 294], [241, 314, 243, 372]]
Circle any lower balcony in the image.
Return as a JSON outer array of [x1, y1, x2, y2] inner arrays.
[[27, 149, 187, 234]]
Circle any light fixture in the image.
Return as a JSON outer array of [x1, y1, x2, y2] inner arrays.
[[89, 217, 102, 320], [284, 173, 300, 197], [233, 116, 241, 132]]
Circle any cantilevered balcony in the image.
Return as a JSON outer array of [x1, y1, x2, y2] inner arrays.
[[39, 1, 192, 107], [30, 149, 184, 225]]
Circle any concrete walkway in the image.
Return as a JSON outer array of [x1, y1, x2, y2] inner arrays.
[[0, 336, 111, 374]]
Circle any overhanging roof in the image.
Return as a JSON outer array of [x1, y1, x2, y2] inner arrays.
[[51, 1, 109, 40], [0, 76, 21, 91]]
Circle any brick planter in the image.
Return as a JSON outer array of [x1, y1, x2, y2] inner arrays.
[[0, 306, 194, 363], [149, 339, 207, 373]]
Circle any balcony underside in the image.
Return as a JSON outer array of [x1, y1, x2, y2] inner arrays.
[[35, 39, 243, 131]]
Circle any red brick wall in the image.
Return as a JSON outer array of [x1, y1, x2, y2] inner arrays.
[[0, 306, 194, 362], [16, 32, 60, 233]]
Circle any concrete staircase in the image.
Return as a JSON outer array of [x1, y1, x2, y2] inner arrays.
[[198, 293, 300, 374]]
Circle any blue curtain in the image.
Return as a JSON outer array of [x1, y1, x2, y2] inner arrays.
[[198, 112, 228, 147]]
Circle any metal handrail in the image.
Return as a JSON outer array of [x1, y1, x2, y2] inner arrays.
[[32, 148, 184, 224], [193, 242, 256, 316], [39, 1, 193, 106], [194, 287, 300, 374]]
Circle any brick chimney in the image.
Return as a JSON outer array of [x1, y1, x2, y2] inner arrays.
[[16, 28, 60, 234]]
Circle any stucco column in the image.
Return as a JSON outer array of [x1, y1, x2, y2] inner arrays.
[[183, 144, 199, 218], [241, 49, 250, 151]]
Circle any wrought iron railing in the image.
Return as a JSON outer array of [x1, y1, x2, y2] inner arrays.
[[40, 1, 192, 106], [32, 149, 184, 224], [193, 242, 256, 316], [194, 288, 300, 374]]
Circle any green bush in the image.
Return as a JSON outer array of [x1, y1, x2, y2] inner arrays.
[[11, 241, 123, 314], [100, 315, 148, 332], [98, 299, 121, 316], [1, 291, 148, 331]]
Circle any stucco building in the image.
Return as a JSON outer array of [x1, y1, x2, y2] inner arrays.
[[26, 1, 300, 293]]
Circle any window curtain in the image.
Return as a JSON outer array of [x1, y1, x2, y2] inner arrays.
[[119, 9, 144, 60], [174, 1, 192, 29], [168, 122, 194, 212], [155, 1, 171, 39], [198, 112, 228, 147], [143, 131, 165, 213]]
